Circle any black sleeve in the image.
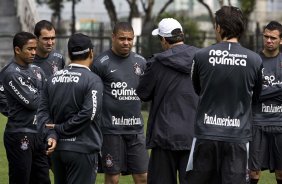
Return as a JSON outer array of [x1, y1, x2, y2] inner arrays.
[[61, 57, 66, 69], [54, 79, 104, 137], [0, 83, 8, 116], [252, 63, 263, 105], [259, 85, 282, 100], [3, 72, 41, 110], [136, 60, 157, 102], [191, 57, 201, 95], [37, 83, 58, 141], [91, 58, 106, 79]]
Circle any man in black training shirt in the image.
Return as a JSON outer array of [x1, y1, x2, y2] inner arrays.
[[37, 33, 103, 184], [0, 64, 10, 116], [92, 22, 149, 184], [33, 20, 65, 78], [249, 21, 282, 184], [136, 18, 198, 184], [186, 6, 263, 184], [1, 32, 50, 184]]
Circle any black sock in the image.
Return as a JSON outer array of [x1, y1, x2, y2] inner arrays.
[[250, 179, 259, 184], [277, 179, 282, 184]]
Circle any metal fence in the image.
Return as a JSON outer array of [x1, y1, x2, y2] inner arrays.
[[136, 32, 264, 59], [0, 32, 266, 69]]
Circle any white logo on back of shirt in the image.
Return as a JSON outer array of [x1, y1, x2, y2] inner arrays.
[[51, 70, 81, 84], [110, 69, 117, 73], [209, 49, 247, 67], [204, 113, 240, 127]]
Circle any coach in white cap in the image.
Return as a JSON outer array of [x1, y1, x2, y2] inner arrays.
[[136, 18, 199, 184], [152, 18, 183, 37]]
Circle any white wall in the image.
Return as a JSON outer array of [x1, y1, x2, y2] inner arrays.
[[16, 0, 39, 32]]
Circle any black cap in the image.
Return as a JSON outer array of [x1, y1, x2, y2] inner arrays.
[[68, 33, 93, 56]]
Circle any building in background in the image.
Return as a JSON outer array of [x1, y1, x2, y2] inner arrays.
[[250, 0, 282, 30], [0, 0, 38, 68]]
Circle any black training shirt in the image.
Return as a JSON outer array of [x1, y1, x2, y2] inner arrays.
[[252, 52, 282, 126], [92, 50, 146, 134], [37, 64, 103, 153], [2, 59, 46, 133], [192, 42, 263, 143]]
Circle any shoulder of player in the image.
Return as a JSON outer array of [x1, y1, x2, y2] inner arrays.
[[94, 50, 111, 66], [30, 63, 42, 69], [2, 64, 27, 82], [277, 52, 282, 59], [79, 69, 103, 84], [50, 50, 64, 60], [131, 52, 146, 62]]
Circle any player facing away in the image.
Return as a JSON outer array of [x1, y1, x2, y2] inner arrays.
[[37, 33, 103, 184], [186, 6, 263, 184], [136, 18, 198, 184]]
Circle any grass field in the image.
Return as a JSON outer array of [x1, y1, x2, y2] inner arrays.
[[0, 113, 277, 184]]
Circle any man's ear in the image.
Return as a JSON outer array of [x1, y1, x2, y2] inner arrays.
[[15, 46, 21, 55], [215, 23, 221, 33], [90, 49, 94, 59]]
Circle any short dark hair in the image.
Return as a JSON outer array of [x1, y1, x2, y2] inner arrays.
[[158, 28, 185, 44], [113, 22, 134, 34], [34, 20, 55, 38], [215, 6, 245, 40], [13, 32, 36, 53], [264, 21, 282, 38]]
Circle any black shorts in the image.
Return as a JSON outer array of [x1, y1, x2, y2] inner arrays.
[[4, 132, 50, 184], [148, 147, 190, 184], [249, 126, 282, 171], [187, 139, 248, 184], [100, 134, 149, 175]]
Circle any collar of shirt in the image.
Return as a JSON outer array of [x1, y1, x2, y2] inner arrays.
[[68, 63, 91, 71]]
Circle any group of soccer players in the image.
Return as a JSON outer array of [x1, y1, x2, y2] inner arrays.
[[0, 4, 282, 184]]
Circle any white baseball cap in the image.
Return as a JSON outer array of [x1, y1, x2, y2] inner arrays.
[[152, 18, 183, 37]]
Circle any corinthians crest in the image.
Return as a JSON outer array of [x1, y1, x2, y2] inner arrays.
[[33, 68, 42, 81], [105, 154, 113, 168], [20, 136, 29, 151], [133, 63, 144, 76], [51, 61, 59, 74]]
